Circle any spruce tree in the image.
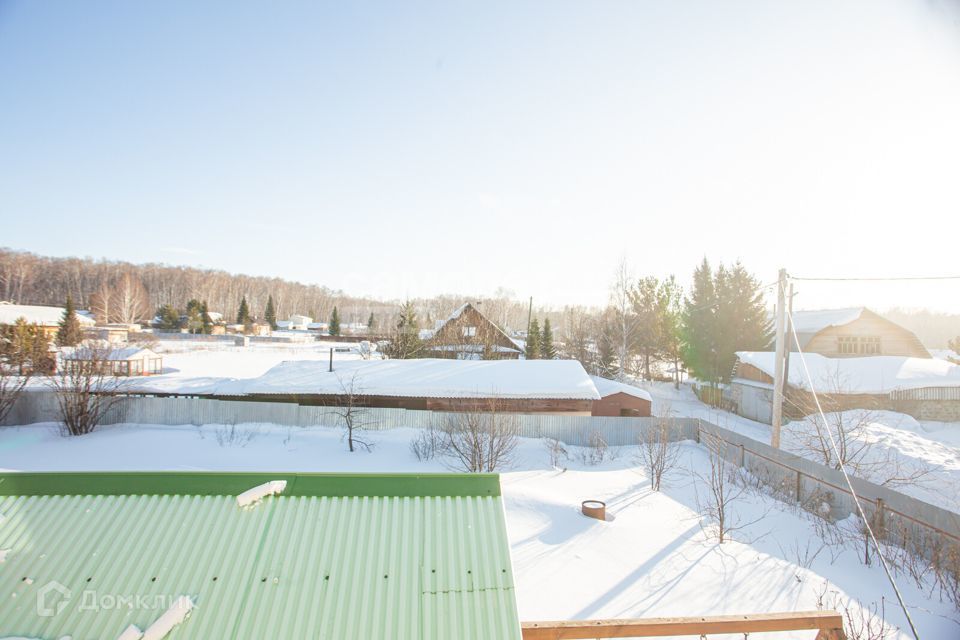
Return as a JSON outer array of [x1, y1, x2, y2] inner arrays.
[[264, 296, 277, 330], [329, 307, 341, 336], [200, 301, 214, 334], [367, 312, 376, 332], [156, 304, 180, 331], [540, 318, 557, 359], [526, 319, 541, 359], [681, 258, 718, 384], [57, 296, 83, 347], [184, 299, 203, 334], [237, 296, 251, 326], [386, 301, 422, 359]]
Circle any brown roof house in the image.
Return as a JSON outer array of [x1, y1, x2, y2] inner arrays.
[[788, 308, 929, 358], [422, 303, 523, 360]]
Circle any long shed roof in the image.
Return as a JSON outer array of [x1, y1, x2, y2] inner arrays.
[[0, 472, 521, 640]]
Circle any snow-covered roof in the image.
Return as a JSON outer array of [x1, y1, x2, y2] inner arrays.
[[0, 303, 96, 327], [735, 351, 960, 395], [589, 376, 653, 402], [66, 346, 161, 361], [232, 358, 601, 400], [789, 308, 865, 334]]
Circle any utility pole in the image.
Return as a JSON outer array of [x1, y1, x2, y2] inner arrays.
[[526, 296, 533, 332], [781, 281, 795, 405], [329, 346, 334, 373], [771, 268, 787, 448]]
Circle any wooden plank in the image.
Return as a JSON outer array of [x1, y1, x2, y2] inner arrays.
[[521, 611, 844, 639]]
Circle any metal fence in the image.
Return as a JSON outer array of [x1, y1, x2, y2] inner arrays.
[[4, 391, 959, 551]]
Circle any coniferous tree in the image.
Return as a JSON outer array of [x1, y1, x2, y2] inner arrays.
[[526, 319, 541, 360], [540, 318, 557, 359], [184, 299, 203, 334], [156, 304, 180, 331], [385, 301, 422, 359], [200, 301, 214, 334], [367, 312, 376, 332], [264, 296, 277, 330], [681, 258, 771, 385], [329, 307, 341, 336], [236, 296, 251, 326], [630, 277, 663, 380], [57, 296, 83, 347]]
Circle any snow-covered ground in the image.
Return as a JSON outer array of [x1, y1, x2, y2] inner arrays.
[[0, 421, 956, 638], [645, 381, 960, 514]]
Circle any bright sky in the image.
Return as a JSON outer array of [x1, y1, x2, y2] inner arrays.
[[1, 1, 959, 311]]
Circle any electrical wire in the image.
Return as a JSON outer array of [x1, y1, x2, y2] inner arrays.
[[790, 275, 960, 282], [784, 308, 922, 640]]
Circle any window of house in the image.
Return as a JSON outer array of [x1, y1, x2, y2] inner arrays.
[[858, 336, 881, 354], [462, 326, 477, 337], [838, 336, 858, 354]]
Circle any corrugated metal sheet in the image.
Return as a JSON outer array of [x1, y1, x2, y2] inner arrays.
[[3, 392, 701, 447], [0, 472, 521, 640], [890, 386, 960, 401]]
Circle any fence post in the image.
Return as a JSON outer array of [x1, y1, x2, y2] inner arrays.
[[739, 443, 745, 467], [795, 470, 802, 504]]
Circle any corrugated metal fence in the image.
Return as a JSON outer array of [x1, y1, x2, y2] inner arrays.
[[2, 391, 699, 447], [890, 386, 960, 401], [4, 391, 959, 552]]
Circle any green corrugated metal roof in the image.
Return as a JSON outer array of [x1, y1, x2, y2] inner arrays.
[[0, 472, 521, 639]]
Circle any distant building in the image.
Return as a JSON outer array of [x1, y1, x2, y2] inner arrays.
[[277, 314, 313, 331], [0, 302, 96, 339], [789, 308, 930, 358], [590, 376, 653, 417], [222, 358, 600, 414], [63, 346, 163, 376], [728, 351, 960, 423], [422, 303, 523, 360]]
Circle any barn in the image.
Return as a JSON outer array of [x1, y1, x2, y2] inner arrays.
[[789, 308, 930, 358], [590, 376, 653, 417], [227, 358, 600, 414]]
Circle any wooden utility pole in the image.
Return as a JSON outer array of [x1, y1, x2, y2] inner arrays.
[[771, 269, 787, 448], [781, 281, 795, 404]]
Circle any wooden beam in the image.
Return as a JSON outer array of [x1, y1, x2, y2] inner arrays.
[[521, 611, 845, 639]]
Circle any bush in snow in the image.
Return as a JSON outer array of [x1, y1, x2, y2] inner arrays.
[[410, 426, 444, 462], [636, 413, 680, 491], [49, 341, 125, 437], [578, 430, 608, 466], [439, 399, 518, 473], [543, 437, 568, 469]]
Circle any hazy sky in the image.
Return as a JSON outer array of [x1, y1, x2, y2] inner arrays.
[[2, 1, 959, 311]]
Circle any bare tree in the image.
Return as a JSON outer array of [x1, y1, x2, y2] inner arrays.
[[112, 273, 151, 324], [48, 342, 125, 436], [637, 408, 681, 491], [0, 361, 28, 425], [440, 398, 518, 472], [783, 373, 932, 489], [609, 258, 638, 381], [694, 432, 763, 543], [332, 372, 373, 452]]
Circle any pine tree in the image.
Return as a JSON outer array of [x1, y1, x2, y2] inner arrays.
[[630, 276, 663, 380], [264, 296, 277, 330], [526, 319, 541, 359], [540, 318, 557, 359], [57, 296, 83, 347], [200, 301, 214, 334], [156, 304, 180, 331], [367, 312, 376, 332], [237, 296, 251, 326], [329, 307, 341, 336]]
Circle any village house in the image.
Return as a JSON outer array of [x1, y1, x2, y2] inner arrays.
[[728, 351, 960, 423], [0, 302, 96, 339], [788, 308, 930, 358], [422, 303, 524, 360]]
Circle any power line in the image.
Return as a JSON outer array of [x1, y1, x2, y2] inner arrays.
[[786, 312, 921, 640], [790, 275, 960, 282]]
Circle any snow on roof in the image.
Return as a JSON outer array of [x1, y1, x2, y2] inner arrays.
[[735, 351, 960, 394], [0, 303, 96, 327], [232, 358, 601, 400], [789, 308, 865, 334], [589, 376, 653, 402], [66, 346, 161, 361]]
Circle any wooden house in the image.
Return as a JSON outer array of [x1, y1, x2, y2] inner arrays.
[[423, 303, 523, 360], [0, 302, 96, 340], [789, 308, 929, 358]]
